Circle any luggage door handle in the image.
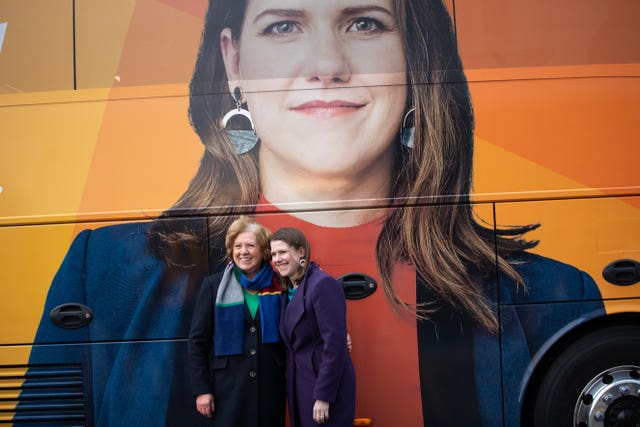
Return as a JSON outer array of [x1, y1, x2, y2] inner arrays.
[[337, 273, 377, 300], [49, 303, 94, 329], [603, 259, 640, 286]]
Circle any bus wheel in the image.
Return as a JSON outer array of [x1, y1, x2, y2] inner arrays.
[[531, 324, 640, 427]]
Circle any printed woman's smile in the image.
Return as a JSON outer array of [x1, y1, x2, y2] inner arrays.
[[290, 99, 367, 118]]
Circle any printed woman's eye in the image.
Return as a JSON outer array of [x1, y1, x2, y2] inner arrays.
[[264, 20, 301, 35], [348, 17, 385, 33]]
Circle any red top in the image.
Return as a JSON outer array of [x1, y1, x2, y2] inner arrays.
[[258, 197, 423, 426]]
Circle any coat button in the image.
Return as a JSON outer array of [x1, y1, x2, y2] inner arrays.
[[249, 326, 257, 333], [249, 371, 257, 378], [249, 348, 257, 355]]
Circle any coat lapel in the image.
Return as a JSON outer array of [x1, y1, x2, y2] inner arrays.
[[279, 293, 290, 346], [282, 267, 312, 344]]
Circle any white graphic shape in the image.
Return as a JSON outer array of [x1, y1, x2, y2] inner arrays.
[[0, 22, 7, 54]]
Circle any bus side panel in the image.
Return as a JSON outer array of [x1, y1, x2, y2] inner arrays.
[[497, 197, 640, 304]]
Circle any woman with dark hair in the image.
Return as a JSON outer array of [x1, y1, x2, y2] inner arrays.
[[188, 216, 285, 427], [22, 0, 603, 426], [270, 227, 355, 427]]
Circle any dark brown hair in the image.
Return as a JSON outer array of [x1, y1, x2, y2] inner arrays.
[[270, 227, 311, 291], [149, 0, 537, 333]]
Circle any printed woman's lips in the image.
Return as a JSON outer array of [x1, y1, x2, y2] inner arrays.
[[291, 100, 365, 117]]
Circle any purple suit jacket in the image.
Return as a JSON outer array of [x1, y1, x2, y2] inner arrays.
[[279, 263, 356, 427]]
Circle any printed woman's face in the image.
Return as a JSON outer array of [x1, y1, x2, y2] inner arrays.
[[233, 231, 263, 278], [222, 0, 407, 179]]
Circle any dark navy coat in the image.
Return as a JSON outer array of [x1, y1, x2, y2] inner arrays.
[[280, 263, 356, 427], [18, 221, 604, 426], [188, 272, 286, 427]]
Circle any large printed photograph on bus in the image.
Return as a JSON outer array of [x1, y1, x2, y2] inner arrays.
[[2, 0, 639, 426]]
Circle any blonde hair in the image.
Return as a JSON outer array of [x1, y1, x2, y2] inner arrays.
[[225, 216, 272, 263]]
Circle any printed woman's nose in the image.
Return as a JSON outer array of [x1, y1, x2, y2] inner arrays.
[[305, 35, 351, 84]]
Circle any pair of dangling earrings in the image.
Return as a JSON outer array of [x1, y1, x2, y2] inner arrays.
[[221, 87, 417, 154]]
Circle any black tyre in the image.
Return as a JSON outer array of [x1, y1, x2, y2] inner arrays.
[[531, 324, 640, 427]]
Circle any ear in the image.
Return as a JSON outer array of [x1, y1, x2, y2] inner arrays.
[[220, 27, 242, 94]]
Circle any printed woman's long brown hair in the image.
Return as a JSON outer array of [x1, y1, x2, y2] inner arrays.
[[149, 0, 538, 333]]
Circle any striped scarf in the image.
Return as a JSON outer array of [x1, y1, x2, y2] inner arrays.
[[214, 263, 281, 356]]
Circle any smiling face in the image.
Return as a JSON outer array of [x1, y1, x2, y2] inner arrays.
[[233, 231, 263, 278], [270, 240, 305, 280], [221, 0, 407, 183]]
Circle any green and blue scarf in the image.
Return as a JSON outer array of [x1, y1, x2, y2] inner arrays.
[[214, 263, 281, 356]]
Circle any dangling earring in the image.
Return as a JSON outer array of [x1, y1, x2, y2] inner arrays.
[[221, 86, 259, 154], [299, 258, 307, 269], [401, 107, 415, 149]]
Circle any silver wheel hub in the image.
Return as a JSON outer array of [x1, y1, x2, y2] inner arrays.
[[574, 365, 640, 427]]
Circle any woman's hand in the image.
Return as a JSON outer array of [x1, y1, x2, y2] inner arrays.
[[196, 393, 215, 418], [347, 332, 352, 352], [313, 400, 330, 424]]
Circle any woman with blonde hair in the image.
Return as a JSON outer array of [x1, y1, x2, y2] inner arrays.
[[188, 216, 284, 427]]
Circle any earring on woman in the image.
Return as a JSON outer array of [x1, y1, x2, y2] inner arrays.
[[221, 86, 259, 154], [401, 107, 416, 149], [299, 258, 307, 269]]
